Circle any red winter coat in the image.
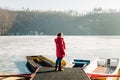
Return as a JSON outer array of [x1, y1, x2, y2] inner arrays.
[[55, 36, 66, 58]]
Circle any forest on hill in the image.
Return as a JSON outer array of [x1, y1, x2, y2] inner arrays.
[[0, 8, 120, 35]]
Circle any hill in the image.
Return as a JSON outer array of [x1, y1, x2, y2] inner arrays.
[[0, 8, 120, 35]]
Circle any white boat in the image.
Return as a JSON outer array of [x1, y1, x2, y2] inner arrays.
[[84, 58, 120, 80]]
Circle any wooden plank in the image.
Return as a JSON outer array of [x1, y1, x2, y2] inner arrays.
[[33, 67, 90, 80], [93, 66, 107, 73]]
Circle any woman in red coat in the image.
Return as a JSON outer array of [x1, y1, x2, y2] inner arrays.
[[54, 32, 66, 71]]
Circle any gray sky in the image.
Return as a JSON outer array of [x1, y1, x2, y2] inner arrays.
[[0, 0, 120, 12]]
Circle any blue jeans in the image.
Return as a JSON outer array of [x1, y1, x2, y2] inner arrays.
[[55, 58, 62, 68]]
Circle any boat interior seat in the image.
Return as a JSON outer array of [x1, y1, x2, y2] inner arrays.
[[97, 58, 107, 66], [110, 58, 119, 67]]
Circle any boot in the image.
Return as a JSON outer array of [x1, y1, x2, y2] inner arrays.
[[58, 66, 64, 71], [55, 67, 58, 71]]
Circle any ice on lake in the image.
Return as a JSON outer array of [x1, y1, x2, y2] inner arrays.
[[0, 36, 120, 74]]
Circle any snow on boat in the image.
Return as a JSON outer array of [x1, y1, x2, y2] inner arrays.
[[84, 58, 120, 80]]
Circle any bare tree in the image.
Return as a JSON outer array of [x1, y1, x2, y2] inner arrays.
[[0, 8, 16, 35]]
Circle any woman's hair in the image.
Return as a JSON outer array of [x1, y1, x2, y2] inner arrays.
[[57, 32, 63, 36]]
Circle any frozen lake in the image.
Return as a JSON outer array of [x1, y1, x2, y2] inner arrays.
[[0, 36, 120, 74]]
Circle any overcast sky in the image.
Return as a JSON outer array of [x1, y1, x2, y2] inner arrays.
[[0, 0, 120, 12]]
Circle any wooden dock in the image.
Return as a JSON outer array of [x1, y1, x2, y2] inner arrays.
[[32, 67, 90, 80]]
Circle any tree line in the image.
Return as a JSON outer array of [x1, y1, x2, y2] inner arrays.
[[0, 8, 120, 35]]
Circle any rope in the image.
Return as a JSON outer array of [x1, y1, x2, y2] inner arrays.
[[29, 67, 39, 80]]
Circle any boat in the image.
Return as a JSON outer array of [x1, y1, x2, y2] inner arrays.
[[84, 58, 120, 80], [65, 59, 90, 68], [26, 55, 66, 72], [72, 59, 90, 68]]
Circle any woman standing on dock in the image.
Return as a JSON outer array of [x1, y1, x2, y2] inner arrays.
[[54, 32, 66, 71]]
